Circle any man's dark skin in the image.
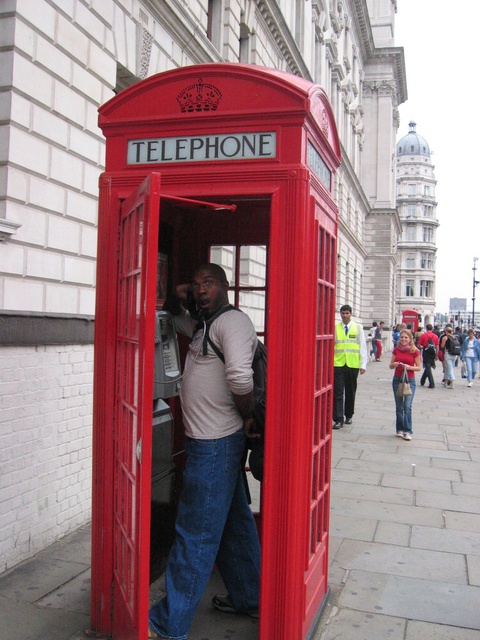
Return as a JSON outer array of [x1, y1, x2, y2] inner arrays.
[[169, 266, 259, 440]]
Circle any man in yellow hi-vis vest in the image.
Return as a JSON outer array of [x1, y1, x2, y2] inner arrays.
[[333, 304, 368, 429]]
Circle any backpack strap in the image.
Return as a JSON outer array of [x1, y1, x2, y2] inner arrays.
[[193, 304, 238, 359]]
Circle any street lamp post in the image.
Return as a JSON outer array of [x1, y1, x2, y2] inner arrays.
[[473, 257, 479, 328]]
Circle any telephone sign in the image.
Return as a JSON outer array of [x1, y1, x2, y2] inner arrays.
[[127, 131, 276, 164]]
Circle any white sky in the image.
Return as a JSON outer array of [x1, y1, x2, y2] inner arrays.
[[395, 1, 479, 317]]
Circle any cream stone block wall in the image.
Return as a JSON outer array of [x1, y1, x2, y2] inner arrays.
[[0, 0, 404, 573]]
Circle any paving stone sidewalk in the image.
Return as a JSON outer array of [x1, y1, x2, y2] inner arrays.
[[0, 358, 479, 640], [318, 357, 480, 640]]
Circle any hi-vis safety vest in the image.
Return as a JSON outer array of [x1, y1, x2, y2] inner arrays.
[[334, 322, 362, 368]]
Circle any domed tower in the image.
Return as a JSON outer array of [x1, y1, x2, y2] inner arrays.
[[395, 121, 438, 327]]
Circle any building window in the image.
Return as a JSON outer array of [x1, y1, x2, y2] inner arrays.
[[345, 261, 350, 303], [421, 252, 433, 269], [408, 183, 415, 196], [424, 185, 430, 196], [295, 0, 305, 49], [420, 280, 432, 297], [406, 279, 414, 297], [209, 244, 267, 334], [407, 205, 416, 218], [406, 253, 415, 268], [423, 205, 433, 218], [406, 225, 416, 241], [207, 0, 223, 50], [423, 226, 433, 242]]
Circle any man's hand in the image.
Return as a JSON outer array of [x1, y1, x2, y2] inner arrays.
[[360, 368, 366, 375], [174, 283, 191, 301], [243, 416, 261, 439]]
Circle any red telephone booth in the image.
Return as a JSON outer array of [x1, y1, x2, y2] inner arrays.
[[402, 309, 420, 333], [91, 63, 341, 640]]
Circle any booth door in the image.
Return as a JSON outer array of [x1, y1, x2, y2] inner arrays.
[[111, 173, 161, 639]]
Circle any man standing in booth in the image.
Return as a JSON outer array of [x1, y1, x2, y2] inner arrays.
[[148, 264, 261, 640], [333, 304, 368, 429]]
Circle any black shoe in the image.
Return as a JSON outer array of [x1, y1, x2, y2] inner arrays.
[[212, 594, 259, 619], [333, 422, 343, 429], [344, 418, 352, 425]]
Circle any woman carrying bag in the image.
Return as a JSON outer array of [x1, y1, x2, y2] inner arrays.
[[389, 329, 421, 440]]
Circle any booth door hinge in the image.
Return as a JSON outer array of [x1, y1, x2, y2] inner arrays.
[[136, 438, 142, 464]]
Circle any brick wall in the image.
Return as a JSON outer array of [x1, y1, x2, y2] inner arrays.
[[0, 344, 93, 572]]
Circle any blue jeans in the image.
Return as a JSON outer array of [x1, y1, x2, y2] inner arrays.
[[444, 353, 456, 382], [392, 375, 416, 434], [148, 429, 261, 639], [465, 357, 478, 382]]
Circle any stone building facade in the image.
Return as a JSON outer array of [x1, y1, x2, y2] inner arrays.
[[0, 0, 406, 572], [395, 121, 438, 327]]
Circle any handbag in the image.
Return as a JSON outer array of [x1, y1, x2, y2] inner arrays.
[[461, 362, 467, 379], [397, 367, 412, 397]]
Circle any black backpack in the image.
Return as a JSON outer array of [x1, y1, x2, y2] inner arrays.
[[196, 305, 267, 480], [423, 337, 436, 355], [448, 335, 461, 356]]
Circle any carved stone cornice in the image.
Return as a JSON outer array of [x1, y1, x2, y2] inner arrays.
[[255, 0, 312, 79], [324, 36, 338, 63], [0, 218, 21, 243], [350, 0, 374, 58], [369, 47, 407, 106], [331, 62, 345, 87], [330, 0, 345, 35], [312, 0, 328, 38], [363, 79, 396, 98]]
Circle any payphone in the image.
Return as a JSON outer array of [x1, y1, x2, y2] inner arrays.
[[150, 310, 181, 579], [91, 63, 341, 640], [153, 310, 181, 400]]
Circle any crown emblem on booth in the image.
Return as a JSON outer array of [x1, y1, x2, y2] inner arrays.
[[177, 78, 223, 113]]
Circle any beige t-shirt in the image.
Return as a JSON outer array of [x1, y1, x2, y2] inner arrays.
[[174, 308, 257, 439]]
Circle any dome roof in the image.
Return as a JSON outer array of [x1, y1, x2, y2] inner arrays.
[[396, 121, 430, 157]]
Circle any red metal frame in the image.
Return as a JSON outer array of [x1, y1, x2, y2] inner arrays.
[[92, 64, 341, 640], [402, 309, 420, 332], [92, 174, 161, 639]]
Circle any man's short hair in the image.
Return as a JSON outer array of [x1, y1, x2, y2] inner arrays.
[[340, 304, 352, 313], [426, 323, 433, 331], [194, 263, 228, 283]]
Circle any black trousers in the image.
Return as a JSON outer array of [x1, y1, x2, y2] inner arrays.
[[420, 361, 435, 388], [334, 365, 359, 424]]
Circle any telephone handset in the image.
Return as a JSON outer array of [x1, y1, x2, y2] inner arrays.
[[185, 288, 200, 319], [153, 311, 181, 398]]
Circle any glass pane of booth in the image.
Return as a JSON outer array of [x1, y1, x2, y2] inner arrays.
[[209, 244, 267, 335]]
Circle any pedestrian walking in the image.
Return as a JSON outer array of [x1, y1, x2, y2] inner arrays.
[[389, 329, 421, 440], [440, 326, 459, 389], [369, 321, 378, 360], [374, 321, 384, 361], [460, 328, 480, 387], [417, 323, 439, 389]]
